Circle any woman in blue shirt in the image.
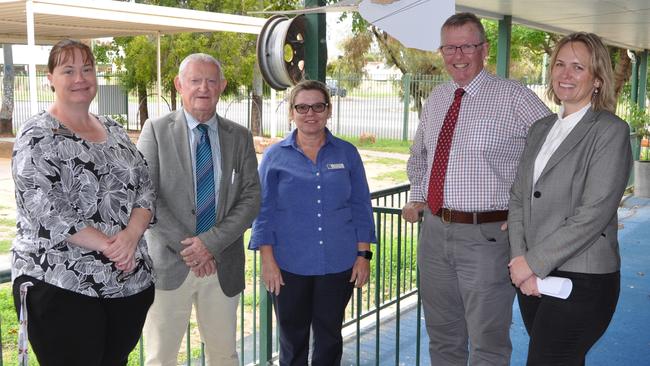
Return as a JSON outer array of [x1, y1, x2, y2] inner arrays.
[[250, 80, 376, 365]]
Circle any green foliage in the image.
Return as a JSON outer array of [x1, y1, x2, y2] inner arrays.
[[91, 0, 302, 100], [628, 105, 650, 136], [482, 19, 558, 82], [0, 240, 11, 254]]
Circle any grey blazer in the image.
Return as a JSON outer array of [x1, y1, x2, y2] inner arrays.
[[137, 110, 260, 296], [508, 108, 632, 277]]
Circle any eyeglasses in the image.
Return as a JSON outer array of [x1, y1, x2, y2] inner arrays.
[[293, 103, 329, 114], [439, 43, 484, 55]]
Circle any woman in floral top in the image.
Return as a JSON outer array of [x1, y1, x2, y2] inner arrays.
[[11, 39, 155, 366]]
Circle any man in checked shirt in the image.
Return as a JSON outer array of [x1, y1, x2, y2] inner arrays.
[[402, 13, 551, 365]]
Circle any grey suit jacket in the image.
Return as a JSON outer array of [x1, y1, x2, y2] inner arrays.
[[137, 110, 260, 296], [508, 108, 632, 277]]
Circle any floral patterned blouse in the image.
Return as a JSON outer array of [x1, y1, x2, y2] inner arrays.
[[11, 111, 155, 298]]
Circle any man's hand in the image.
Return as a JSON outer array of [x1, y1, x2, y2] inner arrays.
[[402, 201, 427, 223], [508, 255, 534, 287], [180, 236, 215, 270], [192, 258, 217, 278]]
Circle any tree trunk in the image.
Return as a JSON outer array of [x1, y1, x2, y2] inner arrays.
[[138, 84, 149, 128], [613, 48, 632, 99], [0, 44, 15, 135], [251, 62, 263, 136], [171, 87, 177, 111]]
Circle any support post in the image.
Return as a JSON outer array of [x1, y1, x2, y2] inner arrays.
[[638, 50, 648, 111], [26, 0, 38, 115], [402, 74, 412, 141], [305, 0, 326, 82], [496, 15, 512, 79], [157, 32, 162, 117], [259, 286, 274, 364], [631, 51, 639, 105]]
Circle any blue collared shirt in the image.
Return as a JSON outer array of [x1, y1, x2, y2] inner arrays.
[[249, 129, 376, 275], [184, 110, 222, 218]]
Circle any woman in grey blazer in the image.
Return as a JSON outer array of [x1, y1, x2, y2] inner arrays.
[[508, 32, 632, 365]]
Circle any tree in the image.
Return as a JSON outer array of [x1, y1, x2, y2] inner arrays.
[[113, 36, 157, 127], [93, 0, 301, 134], [0, 44, 15, 135], [335, 12, 444, 114]]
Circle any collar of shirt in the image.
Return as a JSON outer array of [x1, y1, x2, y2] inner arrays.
[[280, 127, 337, 151], [451, 69, 489, 98], [533, 103, 591, 185], [183, 109, 218, 132], [558, 103, 591, 124]]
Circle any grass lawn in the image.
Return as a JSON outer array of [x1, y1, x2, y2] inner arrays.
[[341, 136, 412, 154]]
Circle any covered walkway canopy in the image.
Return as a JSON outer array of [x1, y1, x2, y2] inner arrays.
[[0, 0, 266, 115], [456, 0, 649, 107], [458, 0, 650, 51]]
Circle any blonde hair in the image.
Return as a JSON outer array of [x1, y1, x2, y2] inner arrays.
[[287, 80, 331, 117], [546, 32, 616, 112]]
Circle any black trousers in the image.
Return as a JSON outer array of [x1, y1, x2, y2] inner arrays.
[[517, 270, 620, 366], [13, 275, 155, 366], [273, 269, 354, 366]]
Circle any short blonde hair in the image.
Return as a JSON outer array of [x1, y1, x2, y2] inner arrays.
[[546, 32, 616, 112], [287, 80, 331, 116]]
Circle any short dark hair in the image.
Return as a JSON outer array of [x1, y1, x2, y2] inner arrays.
[[48, 39, 95, 74], [441, 12, 486, 43]]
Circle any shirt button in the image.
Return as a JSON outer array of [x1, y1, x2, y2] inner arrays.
[[317, 213, 321, 217], [316, 172, 320, 176], [319, 240, 324, 245], [318, 227, 322, 231], [317, 185, 321, 189], [317, 199, 321, 203]]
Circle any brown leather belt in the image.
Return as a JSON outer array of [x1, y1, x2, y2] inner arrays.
[[434, 208, 508, 224]]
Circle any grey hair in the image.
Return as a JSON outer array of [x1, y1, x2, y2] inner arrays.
[[178, 53, 225, 80]]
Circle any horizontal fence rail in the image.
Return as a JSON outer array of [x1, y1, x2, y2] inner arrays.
[[3, 73, 646, 144]]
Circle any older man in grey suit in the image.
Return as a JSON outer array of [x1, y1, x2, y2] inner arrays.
[[137, 53, 260, 366]]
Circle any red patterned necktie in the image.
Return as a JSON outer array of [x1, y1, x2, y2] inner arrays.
[[427, 88, 465, 214]]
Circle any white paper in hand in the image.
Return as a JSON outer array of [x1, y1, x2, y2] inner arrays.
[[536, 276, 573, 299]]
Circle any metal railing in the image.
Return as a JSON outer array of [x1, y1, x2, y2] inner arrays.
[[4, 73, 646, 144], [0, 184, 422, 366]]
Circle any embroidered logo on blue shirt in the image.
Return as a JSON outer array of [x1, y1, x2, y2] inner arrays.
[[327, 163, 345, 169]]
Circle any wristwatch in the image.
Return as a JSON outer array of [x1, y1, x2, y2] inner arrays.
[[357, 250, 373, 260]]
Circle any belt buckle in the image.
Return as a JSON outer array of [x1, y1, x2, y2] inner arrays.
[[441, 208, 452, 224]]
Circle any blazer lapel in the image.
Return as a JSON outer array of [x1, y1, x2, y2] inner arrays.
[[170, 110, 196, 203], [521, 115, 556, 200], [537, 108, 598, 181], [216, 115, 234, 221]]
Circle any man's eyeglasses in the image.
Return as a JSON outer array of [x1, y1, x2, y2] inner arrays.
[[293, 103, 329, 114], [439, 43, 484, 55]]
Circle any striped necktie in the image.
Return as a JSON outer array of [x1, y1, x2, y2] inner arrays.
[[196, 124, 216, 234]]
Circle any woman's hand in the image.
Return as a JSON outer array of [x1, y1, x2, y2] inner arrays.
[[519, 275, 541, 297], [104, 227, 139, 272], [508, 255, 534, 287], [350, 257, 370, 288], [260, 246, 284, 296]]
